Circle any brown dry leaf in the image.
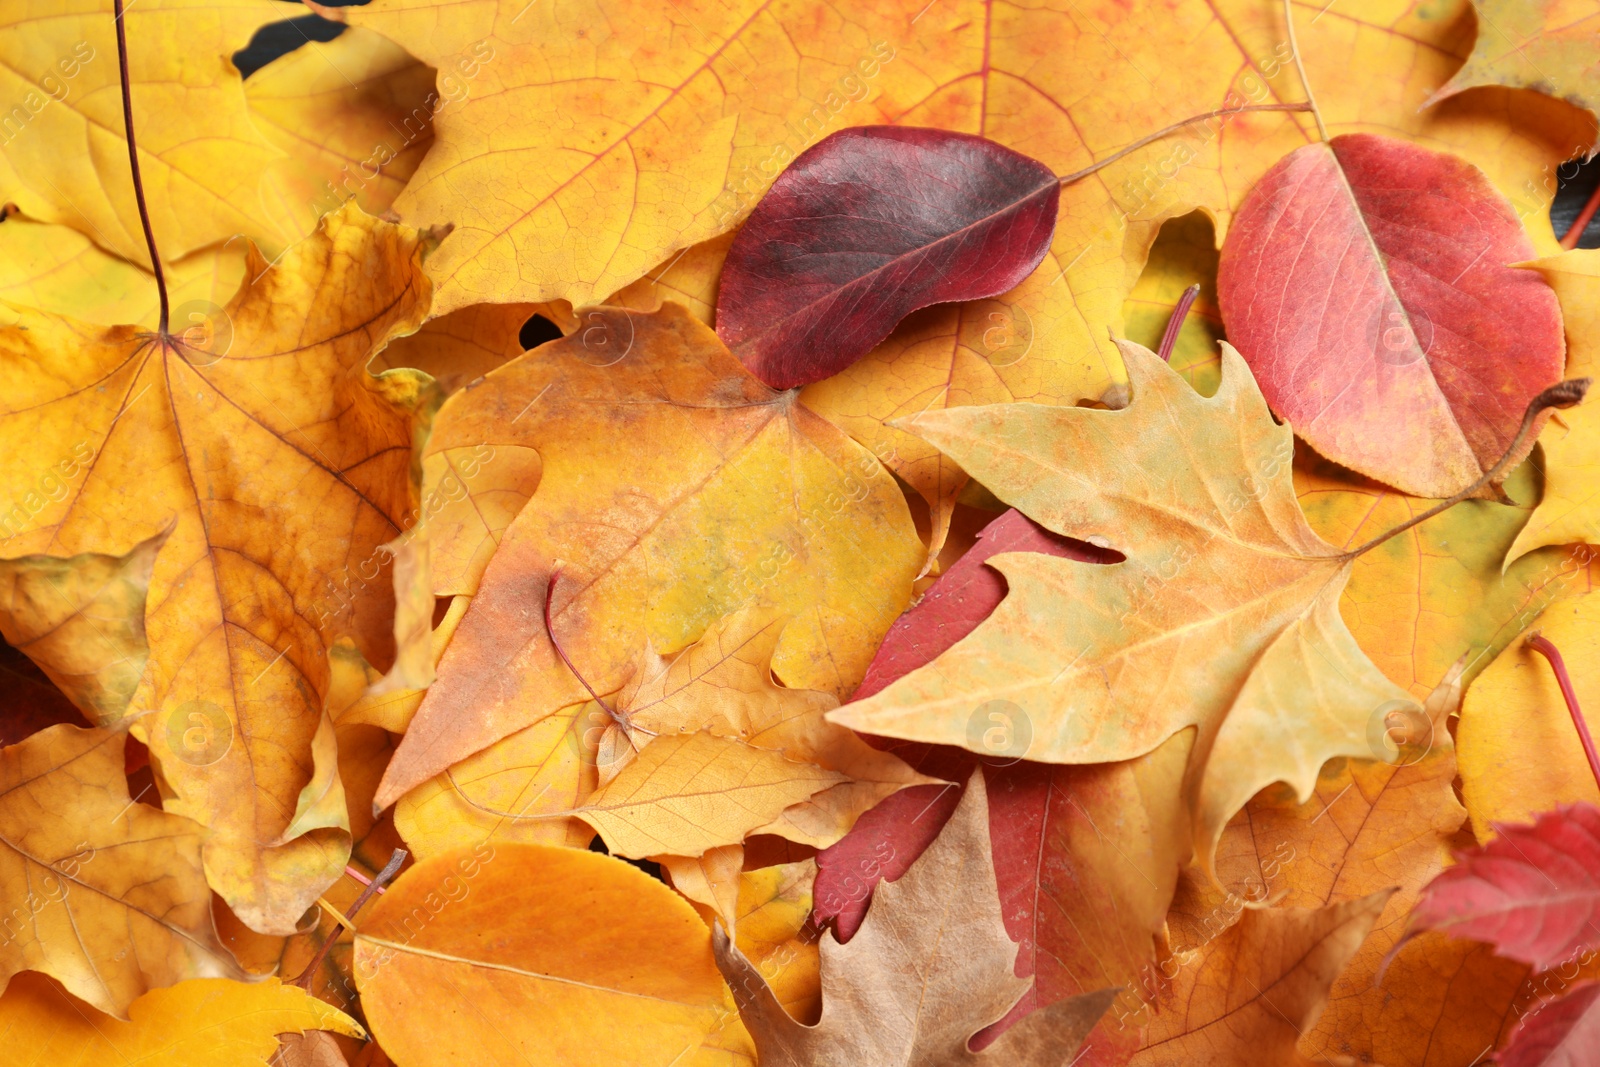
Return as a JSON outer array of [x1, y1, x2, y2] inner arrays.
[[272, 1029, 352, 1067], [1160, 662, 1474, 1065], [0, 972, 362, 1066], [714, 770, 1114, 1066], [1131, 891, 1392, 1065], [0, 204, 434, 933], [833, 340, 1417, 861], [0, 724, 238, 1016], [375, 303, 921, 809], [355, 842, 753, 1066]]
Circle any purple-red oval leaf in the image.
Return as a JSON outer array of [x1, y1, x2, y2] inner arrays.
[[715, 126, 1059, 390], [1217, 132, 1564, 498]]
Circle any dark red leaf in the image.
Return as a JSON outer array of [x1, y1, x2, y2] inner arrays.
[[715, 126, 1059, 390], [1217, 132, 1564, 499], [1500, 982, 1600, 1067], [1409, 803, 1600, 972]]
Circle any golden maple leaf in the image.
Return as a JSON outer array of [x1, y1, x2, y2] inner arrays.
[[0, 205, 434, 933]]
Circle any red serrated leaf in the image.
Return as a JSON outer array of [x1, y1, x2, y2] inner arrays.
[[715, 127, 1060, 390], [1500, 982, 1600, 1067], [1217, 132, 1564, 499], [1409, 803, 1600, 972]]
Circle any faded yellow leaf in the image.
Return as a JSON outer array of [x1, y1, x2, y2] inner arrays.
[[0, 0, 290, 264], [247, 26, 437, 246], [834, 341, 1415, 860], [0, 210, 243, 329]]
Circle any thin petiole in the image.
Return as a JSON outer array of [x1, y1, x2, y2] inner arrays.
[[1157, 284, 1201, 362], [1526, 634, 1600, 794], [290, 848, 408, 990], [111, 0, 170, 335], [1057, 104, 1313, 185]]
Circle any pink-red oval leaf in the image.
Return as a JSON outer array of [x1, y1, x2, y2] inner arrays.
[[1217, 132, 1564, 498], [715, 126, 1060, 390], [1408, 802, 1600, 972]]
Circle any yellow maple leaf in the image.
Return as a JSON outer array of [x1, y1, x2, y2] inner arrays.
[[1458, 593, 1600, 837], [0, 204, 434, 934], [0, 0, 294, 264], [834, 340, 1417, 860]]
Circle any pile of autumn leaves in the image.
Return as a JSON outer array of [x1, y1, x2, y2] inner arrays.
[[2, 0, 1600, 1064]]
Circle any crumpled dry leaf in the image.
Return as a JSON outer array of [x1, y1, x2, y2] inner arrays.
[[375, 303, 921, 809], [714, 771, 1115, 1066], [0, 204, 434, 933], [834, 340, 1417, 861], [355, 842, 753, 1066], [0, 724, 238, 1017], [0, 971, 361, 1065], [1131, 891, 1393, 1065]]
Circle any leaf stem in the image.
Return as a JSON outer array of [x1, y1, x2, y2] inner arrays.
[[1057, 103, 1313, 185], [111, 0, 169, 335], [546, 566, 620, 717], [1525, 634, 1600, 794], [291, 848, 407, 990], [1283, 0, 1329, 142], [1560, 179, 1600, 250], [1339, 378, 1592, 561], [1157, 284, 1201, 362]]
